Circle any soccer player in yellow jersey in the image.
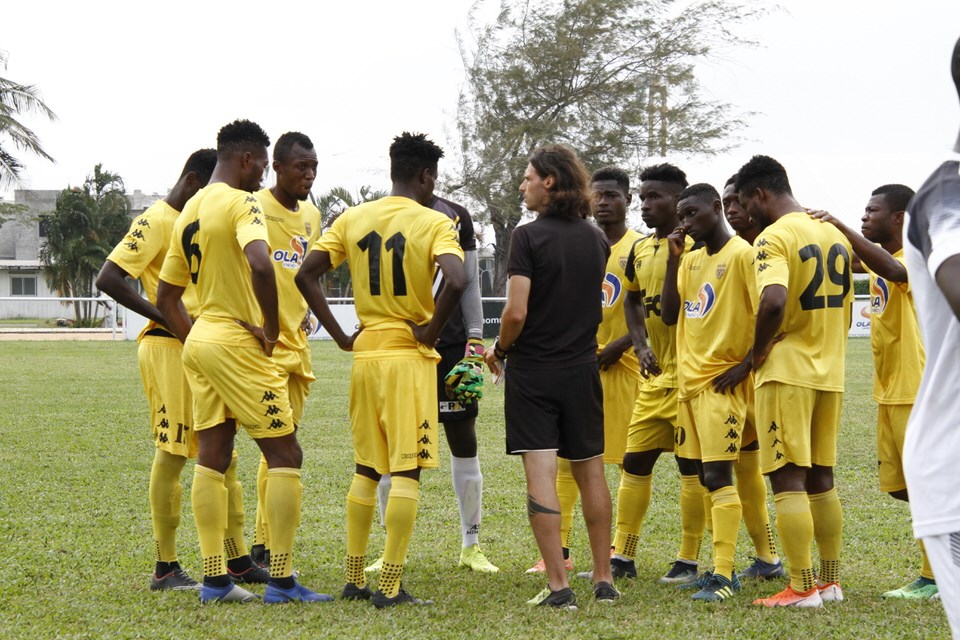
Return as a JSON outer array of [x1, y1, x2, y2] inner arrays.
[[296, 132, 465, 608], [249, 131, 322, 571], [736, 155, 853, 608], [97, 149, 224, 591], [613, 163, 704, 585], [157, 119, 330, 604], [808, 184, 933, 599], [532, 167, 641, 577], [661, 183, 757, 601]]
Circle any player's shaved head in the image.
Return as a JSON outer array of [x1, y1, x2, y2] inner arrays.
[[872, 184, 915, 213]]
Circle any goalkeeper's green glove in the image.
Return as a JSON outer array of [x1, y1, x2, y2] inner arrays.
[[444, 338, 485, 405]]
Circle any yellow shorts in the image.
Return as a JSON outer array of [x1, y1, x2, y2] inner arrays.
[[877, 403, 911, 493], [138, 335, 197, 458], [625, 386, 678, 455], [600, 364, 641, 464], [677, 382, 749, 463], [754, 381, 842, 474], [272, 344, 316, 426], [350, 350, 439, 474], [182, 339, 295, 439], [742, 379, 758, 446]]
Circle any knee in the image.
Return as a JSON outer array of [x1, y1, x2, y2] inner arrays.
[[805, 466, 834, 494], [888, 489, 909, 502], [701, 466, 733, 493], [622, 451, 657, 476], [675, 456, 699, 476]]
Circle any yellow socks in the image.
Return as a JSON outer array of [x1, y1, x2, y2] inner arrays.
[[735, 449, 778, 563], [556, 458, 580, 549], [380, 476, 420, 598], [149, 449, 186, 564], [193, 465, 228, 578], [253, 455, 269, 549], [265, 467, 302, 579], [613, 472, 652, 559], [809, 487, 842, 584], [223, 452, 247, 561], [346, 474, 378, 587], [678, 474, 706, 563], [920, 540, 935, 581], [774, 491, 815, 592], [709, 486, 741, 578]]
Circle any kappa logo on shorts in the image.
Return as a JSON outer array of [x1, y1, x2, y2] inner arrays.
[[767, 421, 778, 433], [725, 428, 738, 440], [418, 450, 433, 460], [724, 415, 739, 426], [771, 436, 782, 447], [261, 391, 278, 402], [159, 418, 169, 429], [158, 404, 167, 414], [268, 419, 287, 430], [419, 420, 431, 431], [725, 443, 738, 453], [264, 404, 281, 416], [418, 434, 432, 445]]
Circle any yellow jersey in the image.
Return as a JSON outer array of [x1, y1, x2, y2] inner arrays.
[[754, 212, 853, 391], [159, 182, 270, 346], [314, 195, 462, 351], [866, 250, 925, 404], [598, 229, 644, 378], [106, 199, 199, 340], [677, 236, 757, 399], [623, 233, 693, 389], [257, 188, 321, 352]]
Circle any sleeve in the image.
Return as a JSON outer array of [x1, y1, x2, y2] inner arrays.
[[431, 214, 464, 260], [460, 249, 483, 338], [754, 229, 789, 292], [234, 193, 270, 249], [106, 212, 164, 279], [927, 202, 960, 277], [506, 226, 533, 278], [158, 218, 190, 287], [622, 238, 640, 290], [315, 211, 348, 268], [742, 249, 759, 314]]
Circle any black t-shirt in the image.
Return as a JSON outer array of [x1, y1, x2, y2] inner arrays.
[[506, 214, 609, 368], [432, 196, 476, 347]]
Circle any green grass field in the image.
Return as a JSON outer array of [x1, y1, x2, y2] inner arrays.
[[0, 339, 948, 638]]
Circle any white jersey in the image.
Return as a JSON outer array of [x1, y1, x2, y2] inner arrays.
[[903, 152, 960, 539]]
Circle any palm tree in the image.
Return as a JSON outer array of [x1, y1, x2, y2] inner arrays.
[[0, 50, 57, 190]]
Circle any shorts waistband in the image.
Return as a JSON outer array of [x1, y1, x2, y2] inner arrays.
[[144, 328, 176, 339]]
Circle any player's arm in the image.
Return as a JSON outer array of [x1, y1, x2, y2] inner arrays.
[[96, 260, 168, 327], [597, 334, 632, 369], [156, 280, 192, 343], [752, 284, 786, 371], [935, 254, 960, 321], [484, 274, 529, 377], [410, 253, 465, 346], [624, 289, 660, 378], [239, 239, 280, 356], [460, 248, 484, 340], [295, 248, 358, 350], [807, 209, 906, 280], [660, 228, 685, 326]]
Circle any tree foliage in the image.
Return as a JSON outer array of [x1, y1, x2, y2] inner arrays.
[[39, 164, 130, 325], [0, 50, 57, 190], [451, 0, 764, 293]]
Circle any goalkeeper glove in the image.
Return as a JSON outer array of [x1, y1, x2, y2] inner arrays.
[[444, 338, 485, 405]]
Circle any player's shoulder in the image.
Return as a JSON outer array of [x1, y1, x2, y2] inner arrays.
[[433, 195, 470, 220]]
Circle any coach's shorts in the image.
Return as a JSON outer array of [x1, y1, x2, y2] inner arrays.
[[272, 344, 316, 426], [505, 362, 604, 461], [182, 339, 295, 439], [138, 335, 197, 458], [351, 349, 439, 474], [677, 382, 749, 463], [877, 403, 911, 493], [600, 363, 641, 464], [754, 381, 842, 474], [625, 386, 678, 455], [436, 343, 479, 424]]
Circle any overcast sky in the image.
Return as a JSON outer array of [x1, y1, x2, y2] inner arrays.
[[2, 0, 959, 232]]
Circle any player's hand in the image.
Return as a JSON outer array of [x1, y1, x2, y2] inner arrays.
[[338, 325, 363, 352], [405, 319, 436, 347], [713, 360, 751, 394], [299, 312, 316, 335], [752, 333, 785, 371], [636, 344, 661, 378], [235, 319, 278, 357], [667, 227, 686, 259], [484, 347, 504, 378], [597, 343, 626, 370], [444, 338, 486, 405], [805, 208, 841, 227]]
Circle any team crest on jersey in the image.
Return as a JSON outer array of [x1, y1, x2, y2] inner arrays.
[[870, 277, 889, 314], [304, 222, 312, 236], [618, 256, 628, 270], [683, 282, 716, 318], [601, 273, 623, 308], [716, 262, 727, 279], [273, 235, 308, 269]]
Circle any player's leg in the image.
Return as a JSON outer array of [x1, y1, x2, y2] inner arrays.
[[529, 456, 577, 574], [808, 390, 843, 602], [223, 449, 268, 584], [668, 389, 705, 585], [523, 451, 569, 590], [919, 533, 960, 637]]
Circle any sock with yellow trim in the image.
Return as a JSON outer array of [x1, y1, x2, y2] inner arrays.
[[678, 474, 706, 563], [253, 455, 268, 548], [709, 485, 741, 579], [774, 491, 815, 592], [735, 449, 778, 564], [223, 451, 247, 562], [379, 476, 420, 598], [193, 465, 228, 579], [346, 473, 378, 587], [149, 449, 186, 565], [556, 457, 580, 549], [265, 467, 302, 580], [919, 539, 935, 581], [703, 492, 713, 534], [613, 472, 651, 560], [809, 487, 842, 584]]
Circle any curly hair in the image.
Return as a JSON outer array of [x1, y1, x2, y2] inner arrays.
[[389, 132, 444, 182], [872, 184, 915, 212], [216, 119, 270, 156], [529, 144, 591, 219], [591, 166, 630, 194], [734, 155, 793, 196], [639, 163, 688, 189]]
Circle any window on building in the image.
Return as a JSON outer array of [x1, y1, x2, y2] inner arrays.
[[38, 215, 50, 238], [11, 275, 37, 296]]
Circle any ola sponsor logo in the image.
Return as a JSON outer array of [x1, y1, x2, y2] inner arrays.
[[273, 235, 309, 269], [683, 282, 716, 318], [870, 277, 889, 315], [601, 272, 622, 308]]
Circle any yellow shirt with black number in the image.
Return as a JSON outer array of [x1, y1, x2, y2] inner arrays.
[[597, 229, 644, 379], [865, 250, 924, 404], [313, 195, 463, 353], [623, 233, 694, 389], [159, 182, 269, 346], [106, 200, 200, 340], [257, 188, 321, 352], [753, 212, 853, 391], [677, 236, 757, 400]]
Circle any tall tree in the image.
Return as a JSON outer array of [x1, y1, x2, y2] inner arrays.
[[40, 164, 130, 325], [452, 0, 764, 293], [0, 50, 57, 190]]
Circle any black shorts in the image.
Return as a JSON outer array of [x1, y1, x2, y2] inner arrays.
[[437, 343, 480, 424], [504, 362, 604, 461]]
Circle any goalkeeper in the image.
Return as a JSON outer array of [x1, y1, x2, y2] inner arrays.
[[367, 196, 499, 575]]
